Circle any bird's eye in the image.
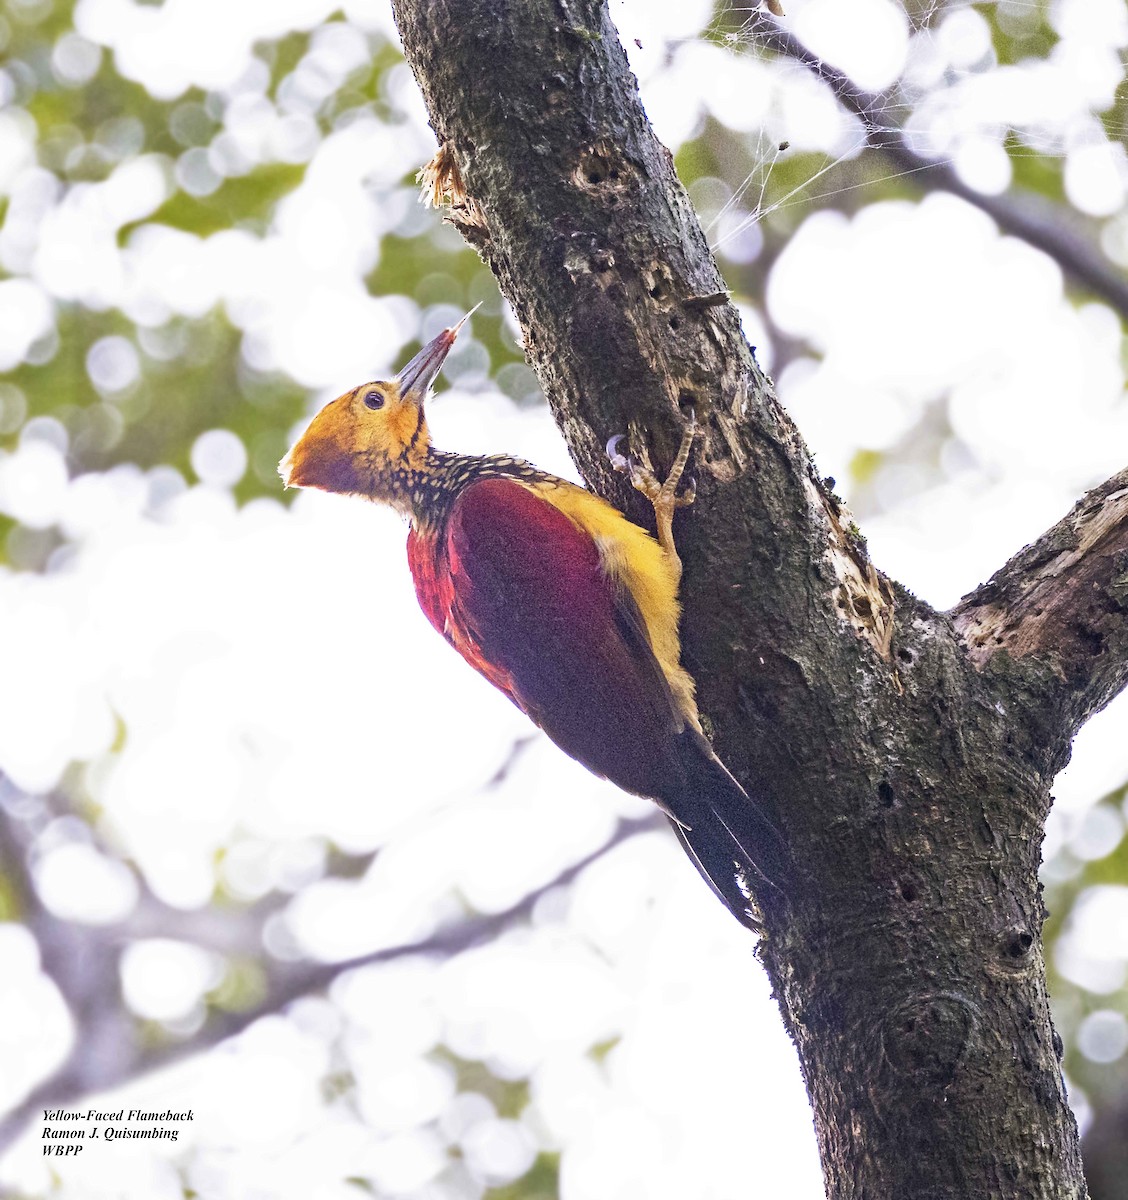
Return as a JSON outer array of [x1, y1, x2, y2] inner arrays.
[[364, 390, 385, 410]]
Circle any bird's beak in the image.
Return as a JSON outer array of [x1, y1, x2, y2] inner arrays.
[[397, 303, 481, 406]]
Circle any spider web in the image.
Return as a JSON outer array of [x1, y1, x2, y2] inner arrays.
[[657, 0, 1128, 257]]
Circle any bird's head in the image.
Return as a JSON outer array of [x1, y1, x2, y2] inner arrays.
[[279, 307, 477, 503]]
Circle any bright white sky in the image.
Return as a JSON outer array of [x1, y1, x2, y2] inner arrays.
[[0, 0, 1126, 1196]]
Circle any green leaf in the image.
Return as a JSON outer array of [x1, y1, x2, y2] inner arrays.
[[486, 1153, 560, 1200], [129, 163, 307, 239]]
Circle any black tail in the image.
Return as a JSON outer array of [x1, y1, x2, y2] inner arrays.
[[665, 731, 787, 930]]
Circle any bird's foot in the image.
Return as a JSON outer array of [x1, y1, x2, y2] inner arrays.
[[607, 418, 698, 575]]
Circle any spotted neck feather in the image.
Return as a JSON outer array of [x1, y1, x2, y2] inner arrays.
[[379, 448, 562, 534]]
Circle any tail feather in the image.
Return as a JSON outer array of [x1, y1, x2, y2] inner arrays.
[[668, 817, 758, 928], [665, 731, 787, 929]]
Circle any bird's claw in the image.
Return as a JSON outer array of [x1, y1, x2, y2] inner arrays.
[[606, 434, 632, 475], [606, 418, 699, 578], [607, 421, 697, 504], [607, 432, 662, 503]]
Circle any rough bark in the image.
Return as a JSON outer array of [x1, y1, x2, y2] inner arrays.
[[389, 1, 1126, 1195], [953, 470, 1128, 746]]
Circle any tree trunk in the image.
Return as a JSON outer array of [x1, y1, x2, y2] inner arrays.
[[390, 1, 1128, 1195]]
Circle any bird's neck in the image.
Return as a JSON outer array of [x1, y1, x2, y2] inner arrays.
[[386, 447, 560, 534]]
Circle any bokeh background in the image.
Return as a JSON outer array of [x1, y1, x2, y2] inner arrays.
[[1, 0, 1127, 1196]]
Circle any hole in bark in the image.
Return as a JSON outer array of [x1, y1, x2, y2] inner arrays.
[[900, 881, 918, 902], [668, 315, 681, 331], [897, 647, 913, 663], [649, 284, 664, 299], [574, 146, 630, 195], [1004, 930, 1034, 958], [878, 781, 895, 807], [1078, 625, 1104, 656]]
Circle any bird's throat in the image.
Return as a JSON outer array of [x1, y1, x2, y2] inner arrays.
[[378, 449, 564, 533]]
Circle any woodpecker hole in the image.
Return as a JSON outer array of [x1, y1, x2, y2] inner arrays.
[[897, 647, 913, 664], [668, 315, 681, 331], [1003, 930, 1034, 959], [900, 881, 918, 903], [574, 146, 631, 196], [878, 781, 895, 807], [1078, 624, 1104, 656], [649, 283, 664, 299]]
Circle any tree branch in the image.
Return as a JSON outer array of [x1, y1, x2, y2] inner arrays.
[[742, 13, 1128, 319], [0, 812, 661, 1155], [952, 468, 1128, 751]]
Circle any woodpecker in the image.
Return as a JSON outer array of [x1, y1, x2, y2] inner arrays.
[[280, 312, 784, 927]]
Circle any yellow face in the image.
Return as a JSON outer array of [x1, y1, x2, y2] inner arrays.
[[280, 319, 466, 500], [279, 379, 430, 498]]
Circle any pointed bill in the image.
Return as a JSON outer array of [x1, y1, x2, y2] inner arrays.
[[397, 302, 483, 406]]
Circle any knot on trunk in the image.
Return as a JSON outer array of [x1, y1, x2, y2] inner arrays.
[[881, 992, 978, 1086]]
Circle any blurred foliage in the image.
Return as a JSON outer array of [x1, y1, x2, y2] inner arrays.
[[137, 163, 306, 238], [0, 0, 525, 541], [486, 1153, 560, 1200], [1045, 781, 1128, 1116], [979, 0, 1060, 66], [438, 1049, 533, 1121]]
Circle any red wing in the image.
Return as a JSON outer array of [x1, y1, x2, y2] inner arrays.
[[408, 521, 517, 700], [426, 477, 687, 798]]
